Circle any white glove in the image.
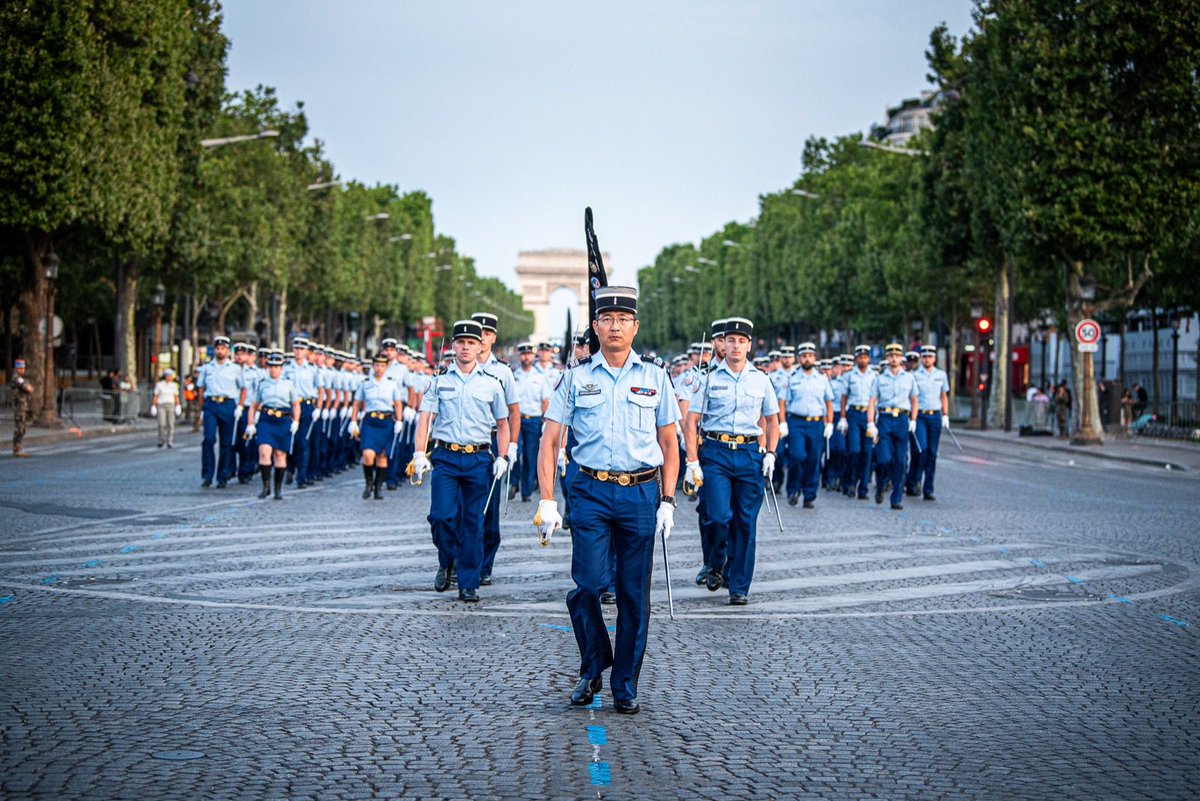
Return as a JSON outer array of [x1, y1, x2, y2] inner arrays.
[[507, 442, 518, 463], [322, 409, 332, 420], [556, 447, 568, 473], [908, 419, 917, 434], [149, 405, 157, 417], [823, 422, 834, 439], [411, 451, 432, 478], [493, 456, 509, 480], [866, 422, 878, 440], [655, 502, 675, 540], [942, 414, 951, 429], [685, 460, 704, 487], [289, 419, 300, 435], [174, 405, 182, 417], [394, 420, 403, 435], [340, 406, 350, 418], [534, 499, 562, 546], [234, 405, 243, 420], [244, 423, 256, 439], [762, 452, 776, 479], [402, 406, 416, 423], [778, 421, 789, 438], [348, 421, 359, 438], [837, 417, 849, 435]]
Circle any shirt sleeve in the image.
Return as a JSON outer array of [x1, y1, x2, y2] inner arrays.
[[503, 371, 517, 406], [492, 383, 508, 420], [908, 377, 919, 399], [655, 372, 681, 427], [822, 377, 834, 403], [419, 376, 440, 415], [545, 369, 572, 425], [196, 365, 208, 389], [354, 382, 366, 403], [939, 370, 950, 394], [762, 379, 780, 417]]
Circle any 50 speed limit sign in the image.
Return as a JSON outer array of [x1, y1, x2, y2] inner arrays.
[[1075, 318, 1101, 353]]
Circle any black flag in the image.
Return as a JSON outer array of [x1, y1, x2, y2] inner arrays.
[[584, 207, 608, 356], [562, 307, 573, 366]]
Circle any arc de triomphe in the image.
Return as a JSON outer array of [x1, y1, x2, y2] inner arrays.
[[516, 248, 612, 343]]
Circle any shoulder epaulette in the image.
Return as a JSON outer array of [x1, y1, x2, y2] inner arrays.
[[494, 358, 508, 367], [479, 369, 503, 385], [573, 355, 593, 367], [435, 365, 448, 376], [647, 355, 671, 373]]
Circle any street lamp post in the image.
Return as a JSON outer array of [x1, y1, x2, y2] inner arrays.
[[38, 250, 61, 427], [1072, 275, 1102, 445], [1170, 313, 1181, 426], [967, 298, 983, 429], [152, 282, 166, 378]]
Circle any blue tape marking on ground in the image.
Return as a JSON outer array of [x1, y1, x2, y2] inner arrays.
[[150, 533, 166, 540], [606, 625, 616, 632], [995, 546, 1009, 554], [119, 545, 139, 554], [0, 596, 12, 605], [919, 520, 933, 526], [203, 515, 217, 522], [1066, 575, 1085, 584], [1030, 558, 1046, 568], [587, 725, 607, 746], [39, 576, 58, 585], [1159, 615, 1189, 628], [83, 560, 102, 568], [939, 527, 952, 534], [969, 536, 981, 543], [589, 762, 611, 786], [1108, 595, 1133, 605], [588, 695, 602, 710], [539, 623, 572, 632]]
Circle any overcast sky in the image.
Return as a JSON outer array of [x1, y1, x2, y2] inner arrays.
[[223, 0, 974, 293]]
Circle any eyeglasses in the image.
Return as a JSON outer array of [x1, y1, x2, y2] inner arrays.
[[597, 314, 637, 328]]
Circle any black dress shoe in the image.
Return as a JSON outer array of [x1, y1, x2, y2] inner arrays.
[[458, 588, 479, 603], [570, 676, 603, 706], [803, 499, 814, 509], [238, 476, 250, 485], [434, 567, 452, 592], [216, 481, 227, 489], [694, 566, 710, 586], [201, 479, 212, 488], [890, 502, 904, 510], [729, 594, 749, 606], [705, 569, 722, 592], [787, 493, 799, 506], [875, 487, 884, 504], [905, 488, 919, 497], [285, 472, 294, 485], [600, 591, 616, 605], [923, 494, 936, 501], [507, 484, 518, 500], [521, 496, 531, 503], [480, 573, 493, 586], [613, 698, 640, 715], [386, 483, 398, 491]]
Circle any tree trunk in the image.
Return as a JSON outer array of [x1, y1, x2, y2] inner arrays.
[[116, 259, 139, 391], [990, 261, 1013, 431], [947, 307, 959, 411], [1118, 317, 1126, 389], [246, 281, 258, 332], [273, 284, 288, 349], [1150, 307, 1160, 416], [1064, 260, 1102, 440], [18, 232, 54, 425]]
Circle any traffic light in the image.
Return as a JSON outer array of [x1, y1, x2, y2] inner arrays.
[[976, 317, 992, 335]]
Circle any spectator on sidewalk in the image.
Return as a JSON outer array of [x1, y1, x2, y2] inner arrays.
[[1132, 383, 1148, 418], [100, 369, 118, 422], [150, 369, 182, 448], [1120, 388, 1134, 435], [11, 358, 34, 457], [1054, 382, 1071, 438]]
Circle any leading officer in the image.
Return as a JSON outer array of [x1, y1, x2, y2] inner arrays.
[[196, 335, 245, 488], [534, 286, 680, 715]]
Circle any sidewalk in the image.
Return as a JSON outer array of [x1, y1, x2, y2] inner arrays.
[[953, 426, 1200, 471], [0, 415, 144, 451]]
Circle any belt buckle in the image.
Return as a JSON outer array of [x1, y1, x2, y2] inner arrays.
[[735, 435, 746, 444], [617, 474, 631, 486], [596, 470, 609, 482], [450, 443, 461, 452], [718, 434, 730, 443]]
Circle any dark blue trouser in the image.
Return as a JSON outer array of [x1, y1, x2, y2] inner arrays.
[[518, 416, 542, 498], [843, 407, 874, 496], [700, 444, 764, 595], [290, 403, 315, 485], [823, 412, 845, 488], [907, 413, 942, 497], [386, 420, 406, 487], [785, 417, 824, 502], [235, 407, 256, 479], [566, 472, 656, 703], [481, 433, 502, 577], [874, 413, 909, 506], [201, 398, 236, 483], [429, 448, 490, 591], [772, 424, 788, 492]]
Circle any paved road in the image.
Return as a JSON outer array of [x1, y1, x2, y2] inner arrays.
[[1, 430, 1196, 800]]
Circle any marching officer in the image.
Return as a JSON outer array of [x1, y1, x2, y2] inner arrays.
[[473, 312, 520, 586], [234, 343, 261, 484], [534, 342, 557, 375], [823, 355, 852, 490], [282, 337, 320, 488], [781, 342, 834, 508], [244, 349, 301, 500], [838, 344, 877, 499], [512, 342, 553, 502], [683, 317, 779, 604], [534, 286, 679, 714], [196, 335, 245, 488], [409, 320, 511, 603], [873, 343, 919, 509], [906, 344, 951, 500], [379, 338, 408, 489], [351, 353, 404, 500], [769, 344, 794, 494], [10, 357, 34, 457]]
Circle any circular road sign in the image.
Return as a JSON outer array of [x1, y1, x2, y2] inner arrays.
[[1075, 318, 1101, 345]]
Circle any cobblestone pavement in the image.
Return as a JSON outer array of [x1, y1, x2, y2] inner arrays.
[[1, 430, 1197, 800]]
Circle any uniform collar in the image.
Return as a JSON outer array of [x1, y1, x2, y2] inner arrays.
[[593, 349, 642, 373], [716, 360, 751, 378], [448, 360, 480, 379]]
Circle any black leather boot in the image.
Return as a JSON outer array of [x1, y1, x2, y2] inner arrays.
[[273, 467, 285, 500], [362, 464, 373, 499], [373, 466, 384, 500], [258, 464, 271, 499]]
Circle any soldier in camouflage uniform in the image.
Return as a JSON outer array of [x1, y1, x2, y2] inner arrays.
[[11, 358, 34, 457]]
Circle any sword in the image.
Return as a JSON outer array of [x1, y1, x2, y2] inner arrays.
[[305, 413, 318, 441], [503, 468, 512, 516], [947, 425, 964, 452], [483, 472, 500, 514], [910, 430, 922, 454], [661, 531, 675, 620], [765, 478, 784, 532]]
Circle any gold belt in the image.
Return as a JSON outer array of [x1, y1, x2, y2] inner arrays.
[[367, 411, 390, 419], [207, 396, 229, 403], [579, 465, 659, 486], [882, 407, 905, 416], [433, 440, 489, 454], [264, 408, 287, 418], [852, 405, 868, 411], [786, 415, 823, 422], [919, 409, 940, 415]]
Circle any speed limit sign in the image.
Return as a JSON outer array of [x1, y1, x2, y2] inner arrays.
[[1075, 318, 1101, 353]]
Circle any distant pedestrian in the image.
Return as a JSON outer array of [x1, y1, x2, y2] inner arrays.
[[11, 358, 34, 457], [1054, 382, 1071, 438], [1120, 388, 1133, 435], [150, 369, 182, 448], [1132, 383, 1148, 418]]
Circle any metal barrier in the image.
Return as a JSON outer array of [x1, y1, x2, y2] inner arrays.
[[57, 388, 145, 427]]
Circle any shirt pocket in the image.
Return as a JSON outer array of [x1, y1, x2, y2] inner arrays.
[[626, 392, 659, 432], [571, 391, 606, 437], [740, 389, 766, 426]]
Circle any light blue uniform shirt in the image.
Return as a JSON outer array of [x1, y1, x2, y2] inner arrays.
[[481, 354, 517, 406], [283, 360, 319, 399], [913, 365, 950, 411], [240, 365, 261, 407], [385, 360, 409, 387], [693, 362, 779, 437], [407, 371, 431, 396], [547, 351, 681, 472], [356, 376, 402, 413], [420, 362, 508, 444], [672, 367, 702, 405], [198, 359, 243, 399], [255, 376, 299, 409], [513, 365, 553, 417], [769, 367, 790, 401], [535, 362, 557, 377], [783, 367, 834, 418], [873, 368, 919, 410], [843, 368, 878, 409], [831, 372, 847, 408]]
